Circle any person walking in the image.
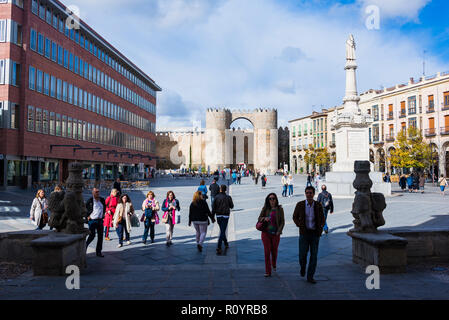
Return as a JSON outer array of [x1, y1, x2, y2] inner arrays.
[[281, 174, 288, 197], [30, 189, 49, 230], [113, 178, 122, 196], [113, 194, 135, 248], [439, 174, 448, 196], [261, 173, 267, 188], [406, 174, 413, 193], [189, 191, 215, 252], [85, 188, 106, 257], [209, 178, 220, 208], [257, 193, 285, 277], [399, 175, 407, 191], [317, 185, 334, 234], [292, 186, 325, 284], [212, 185, 234, 255], [198, 179, 208, 200], [314, 173, 321, 189], [255, 171, 260, 185], [141, 191, 160, 244], [237, 171, 241, 184], [232, 171, 237, 184], [306, 173, 312, 187], [104, 189, 119, 241], [288, 174, 294, 197], [419, 174, 426, 194], [161, 191, 181, 246]]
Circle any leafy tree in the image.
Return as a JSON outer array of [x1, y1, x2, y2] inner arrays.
[[389, 127, 434, 174], [304, 145, 331, 174]]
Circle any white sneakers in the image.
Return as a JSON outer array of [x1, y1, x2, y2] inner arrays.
[[127, 241, 132, 245], [117, 244, 122, 248]]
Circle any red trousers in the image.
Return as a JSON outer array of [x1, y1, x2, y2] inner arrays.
[[261, 232, 280, 275]]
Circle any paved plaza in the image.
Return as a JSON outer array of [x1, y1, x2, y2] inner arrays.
[[0, 175, 449, 300]]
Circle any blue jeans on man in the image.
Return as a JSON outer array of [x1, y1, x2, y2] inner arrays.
[[282, 185, 288, 197], [323, 207, 330, 233], [288, 185, 294, 196], [217, 217, 229, 249], [86, 218, 104, 254], [299, 230, 320, 280]]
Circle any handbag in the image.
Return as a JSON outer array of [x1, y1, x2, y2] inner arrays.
[[131, 214, 140, 228], [39, 200, 48, 225], [256, 220, 267, 231]]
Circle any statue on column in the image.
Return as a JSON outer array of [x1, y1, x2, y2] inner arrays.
[[346, 34, 356, 61]]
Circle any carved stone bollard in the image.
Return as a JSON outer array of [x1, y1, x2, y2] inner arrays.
[[49, 162, 87, 234], [350, 161, 386, 233], [348, 161, 407, 273]]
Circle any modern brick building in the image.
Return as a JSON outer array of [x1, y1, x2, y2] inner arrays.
[[0, 0, 161, 189]]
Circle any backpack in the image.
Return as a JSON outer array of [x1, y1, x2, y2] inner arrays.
[[323, 193, 330, 208]]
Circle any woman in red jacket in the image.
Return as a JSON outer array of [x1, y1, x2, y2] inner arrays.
[[104, 188, 119, 241]]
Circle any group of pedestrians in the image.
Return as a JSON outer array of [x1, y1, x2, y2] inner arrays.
[[398, 172, 449, 195], [281, 173, 294, 197], [30, 174, 336, 285]]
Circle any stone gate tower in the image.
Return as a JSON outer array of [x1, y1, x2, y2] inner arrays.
[[205, 108, 278, 173]]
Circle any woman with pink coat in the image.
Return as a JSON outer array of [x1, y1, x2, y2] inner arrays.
[[104, 188, 119, 241]]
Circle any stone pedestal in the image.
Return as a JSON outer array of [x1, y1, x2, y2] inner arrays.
[[323, 171, 391, 197], [0, 230, 54, 265], [31, 230, 89, 276], [348, 231, 408, 273]]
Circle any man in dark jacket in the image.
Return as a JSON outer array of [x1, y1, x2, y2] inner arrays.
[[113, 178, 122, 196], [209, 178, 220, 208], [317, 185, 334, 234], [85, 188, 106, 257], [292, 186, 325, 284], [212, 185, 234, 255]]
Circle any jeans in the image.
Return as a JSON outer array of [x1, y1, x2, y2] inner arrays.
[[282, 185, 287, 197], [165, 220, 174, 241], [323, 207, 329, 232], [261, 232, 280, 275], [299, 230, 320, 279], [217, 217, 229, 249], [86, 219, 104, 254], [116, 222, 129, 245], [143, 218, 155, 243], [288, 185, 293, 196]]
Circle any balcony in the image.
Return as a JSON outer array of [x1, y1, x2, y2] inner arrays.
[[399, 111, 406, 118], [292, 133, 296, 138], [330, 142, 336, 148], [443, 105, 449, 111], [426, 105, 435, 114], [303, 131, 308, 136], [291, 146, 296, 151], [441, 126, 449, 135], [425, 128, 436, 137], [385, 134, 395, 142], [387, 112, 394, 120], [372, 136, 382, 144], [297, 145, 302, 151]]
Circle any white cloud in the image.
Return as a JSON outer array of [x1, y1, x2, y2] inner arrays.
[[357, 0, 431, 22]]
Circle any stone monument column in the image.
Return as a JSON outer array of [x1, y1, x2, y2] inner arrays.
[[325, 35, 391, 196]]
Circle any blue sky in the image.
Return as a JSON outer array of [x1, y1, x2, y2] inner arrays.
[[70, 0, 449, 129]]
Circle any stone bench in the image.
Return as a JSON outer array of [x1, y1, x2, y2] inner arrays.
[[347, 231, 408, 273], [31, 231, 89, 276], [0, 230, 54, 265], [383, 227, 449, 263]]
